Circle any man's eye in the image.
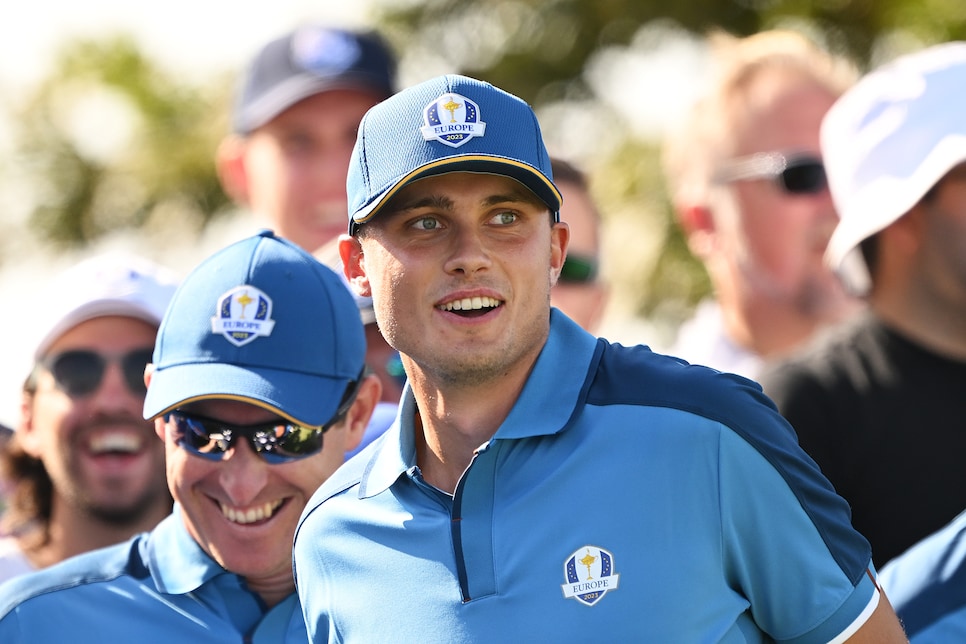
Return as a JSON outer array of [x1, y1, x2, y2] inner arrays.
[[492, 211, 517, 225], [411, 217, 440, 231]]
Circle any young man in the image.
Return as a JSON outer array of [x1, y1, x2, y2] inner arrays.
[[761, 41, 966, 568], [0, 231, 380, 641], [663, 30, 861, 379], [217, 25, 396, 253], [292, 74, 906, 641], [0, 254, 177, 583]]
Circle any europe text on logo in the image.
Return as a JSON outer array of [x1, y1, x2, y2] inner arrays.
[[211, 286, 276, 347], [420, 92, 486, 148], [561, 545, 620, 607]]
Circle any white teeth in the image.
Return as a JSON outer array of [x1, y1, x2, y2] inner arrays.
[[440, 296, 500, 312], [220, 499, 284, 525], [89, 432, 141, 454]]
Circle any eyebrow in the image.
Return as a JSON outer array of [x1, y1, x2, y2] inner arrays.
[[389, 189, 540, 214]]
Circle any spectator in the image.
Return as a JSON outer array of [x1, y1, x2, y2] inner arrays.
[[292, 73, 906, 641], [549, 158, 609, 333], [761, 41, 966, 567], [663, 30, 861, 378], [216, 24, 396, 253], [0, 254, 177, 582], [0, 230, 380, 641]]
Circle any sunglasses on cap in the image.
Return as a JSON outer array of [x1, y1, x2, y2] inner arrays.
[[558, 253, 599, 284], [713, 152, 827, 195], [164, 376, 363, 464], [36, 348, 154, 398]]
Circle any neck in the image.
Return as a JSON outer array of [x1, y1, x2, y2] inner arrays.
[[409, 366, 526, 494], [873, 286, 966, 362]]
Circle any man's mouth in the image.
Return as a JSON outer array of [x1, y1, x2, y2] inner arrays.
[[88, 431, 144, 456], [220, 499, 284, 525], [438, 296, 502, 316]]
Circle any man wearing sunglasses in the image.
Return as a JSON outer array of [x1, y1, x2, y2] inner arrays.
[[0, 230, 380, 641], [549, 158, 609, 333], [662, 30, 862, 379], [761, 42, 966, 575], [0, 254, 177, 583]]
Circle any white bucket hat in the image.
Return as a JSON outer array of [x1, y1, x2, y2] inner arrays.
[[822, 41, 966, 295]]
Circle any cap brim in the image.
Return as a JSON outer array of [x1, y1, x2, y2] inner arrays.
[[144, 361, 351, 427], [350, 156, 562, 232], [236, 74, 390, 134]]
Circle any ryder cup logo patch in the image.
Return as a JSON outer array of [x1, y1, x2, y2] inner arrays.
[[420, 92, 486, 148], [211, 286, 276, 347], [561, 545, 620, 606]]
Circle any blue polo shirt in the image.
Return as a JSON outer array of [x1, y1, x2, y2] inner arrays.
[[294, 311, 880, 642], [0, 511, 306, 643], [879, 509, 966, 642]]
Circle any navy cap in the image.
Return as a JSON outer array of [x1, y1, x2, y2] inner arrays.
[[233, 25, 396, 134], [143, 230, 365, 427], [347, 74, 561, 234]]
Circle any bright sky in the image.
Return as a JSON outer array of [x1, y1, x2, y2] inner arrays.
[[0, 1, 376, 426]]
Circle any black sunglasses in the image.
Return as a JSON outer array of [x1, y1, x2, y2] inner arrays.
[[164, 376, 362, 464], [713, 152, 827, 195], [559, 253, 599, 284], [37, 348, 154, 397]]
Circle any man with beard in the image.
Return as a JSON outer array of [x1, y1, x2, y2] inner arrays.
[[0, 253, 177, 582], [662, 30, 862, 379]]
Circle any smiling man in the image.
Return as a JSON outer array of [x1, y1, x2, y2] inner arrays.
[[0, 254, 177, 583], [0, 231, 380, 641], [292, 74, 906, 641]]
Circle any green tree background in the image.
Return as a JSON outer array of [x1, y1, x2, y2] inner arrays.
[[2, 0, 964, 340]]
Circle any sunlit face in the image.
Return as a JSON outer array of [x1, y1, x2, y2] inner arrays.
[[19, 316, 169, 526], [345, 172, 567, 387], [551, 179, 608, 332], [241, 89, 382, 252], [711, 78, 854, 319], [158, 398, 353, 590]]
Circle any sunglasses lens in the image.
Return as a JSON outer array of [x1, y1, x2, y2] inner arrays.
[[257, 424, 325, 463], [49, 351, 104, 396], [781, 161, 826, 194], [559, 254, 598, 283], [167, 412, 325, 463], [121, 349, 153, 395], [170, 414, 232, 461]]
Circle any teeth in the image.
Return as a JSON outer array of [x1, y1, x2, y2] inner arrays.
[[440, 296, 501, 312], [89, 432, 141, 454], [220, 499, 284, 525]]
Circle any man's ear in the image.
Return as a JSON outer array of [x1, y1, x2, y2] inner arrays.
[[342, 374, 382, 454], [340, 235, 371, 297], [678, 204, 716, 259], [215, 135, 251, 206], [16, 388, 41, 457], [550, 220, 570, 285]]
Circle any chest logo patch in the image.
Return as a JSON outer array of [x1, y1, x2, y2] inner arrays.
[[561, 545, 620, 606]]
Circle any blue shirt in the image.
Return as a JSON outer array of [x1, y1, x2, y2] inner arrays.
[[0, 511, 306, 643], [879, 509, 966, 642], [294, 311, 880, 643]]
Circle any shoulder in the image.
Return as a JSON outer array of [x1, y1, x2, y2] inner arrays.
[[0, 534, 148, 618], [879, 510, 966, 638], [759, 314, 882, 398], [591, 341, 787, 439]]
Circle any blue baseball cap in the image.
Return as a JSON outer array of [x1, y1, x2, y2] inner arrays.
[[233, 25, 396, 135], [347, 74, 561, 233], [143, 230, 365, 427]]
